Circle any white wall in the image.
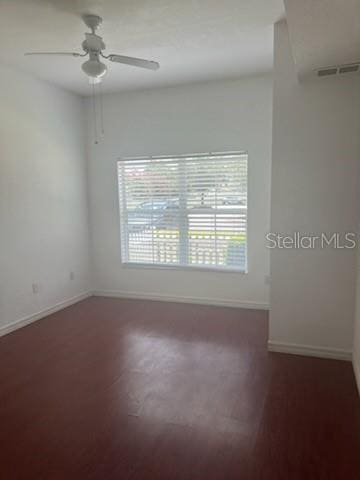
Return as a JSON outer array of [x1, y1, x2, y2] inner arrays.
[[353, 244, 360, 391], [353, 96, 360, 390], [270, 21, 360, 358], [0, 64, 91, 331], [86, 76, 273, 308]]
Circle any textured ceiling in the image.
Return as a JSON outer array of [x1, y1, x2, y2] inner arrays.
[[0, 0, 284, 95], [284, 0, 360, 78]]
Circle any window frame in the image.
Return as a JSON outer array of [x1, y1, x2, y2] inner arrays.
[[117, 151, 248, 274]]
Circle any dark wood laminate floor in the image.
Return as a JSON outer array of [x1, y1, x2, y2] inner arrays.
[[0, 296, 359, 479]]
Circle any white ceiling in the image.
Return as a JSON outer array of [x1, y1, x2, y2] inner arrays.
[[284, 0, 360, 78], [0, 0, 284, 96]]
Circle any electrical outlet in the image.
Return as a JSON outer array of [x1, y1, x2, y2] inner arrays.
[[70, 271, 75, 281], [32, 283, 39, 294]]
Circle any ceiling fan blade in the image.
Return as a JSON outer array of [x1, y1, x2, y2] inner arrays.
[[108, 54, 160, 71], [25, 52, 83, 57]]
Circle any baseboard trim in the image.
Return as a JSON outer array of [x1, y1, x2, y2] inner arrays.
[[268, 340, 352, 361], [0, 292, 92, 338], [94, 290, 269, 310], [353, 357, 360, 395]]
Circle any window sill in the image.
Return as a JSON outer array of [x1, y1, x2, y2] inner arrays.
[[121, 262, 248, 274]]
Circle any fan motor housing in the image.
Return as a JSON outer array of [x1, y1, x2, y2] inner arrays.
[[82, 33, 106, 54]]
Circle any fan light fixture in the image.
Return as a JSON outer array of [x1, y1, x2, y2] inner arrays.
[[81, 57, 107, 79]]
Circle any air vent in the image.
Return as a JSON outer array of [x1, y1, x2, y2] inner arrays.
[[317, 63, 360, 78], [339, 64, 359, 74], [318, 68, 337, 77]]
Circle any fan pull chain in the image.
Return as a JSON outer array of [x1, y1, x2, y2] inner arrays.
[[99, 81, 105, 136], [92, 81, 99, 145]]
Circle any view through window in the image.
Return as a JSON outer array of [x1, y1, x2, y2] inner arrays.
[[118, 152, 248, 271]]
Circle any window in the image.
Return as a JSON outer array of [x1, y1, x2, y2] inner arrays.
[[118, 152, 248, 272]]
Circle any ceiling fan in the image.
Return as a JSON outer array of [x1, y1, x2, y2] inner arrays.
[[25, 14, 160, 83]]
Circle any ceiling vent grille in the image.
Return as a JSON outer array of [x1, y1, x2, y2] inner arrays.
[[339, 64, 359, 74], [317, 63, 360, 77]]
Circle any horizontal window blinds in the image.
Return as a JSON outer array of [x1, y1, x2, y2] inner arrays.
[[118, 152, 247, 271]]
